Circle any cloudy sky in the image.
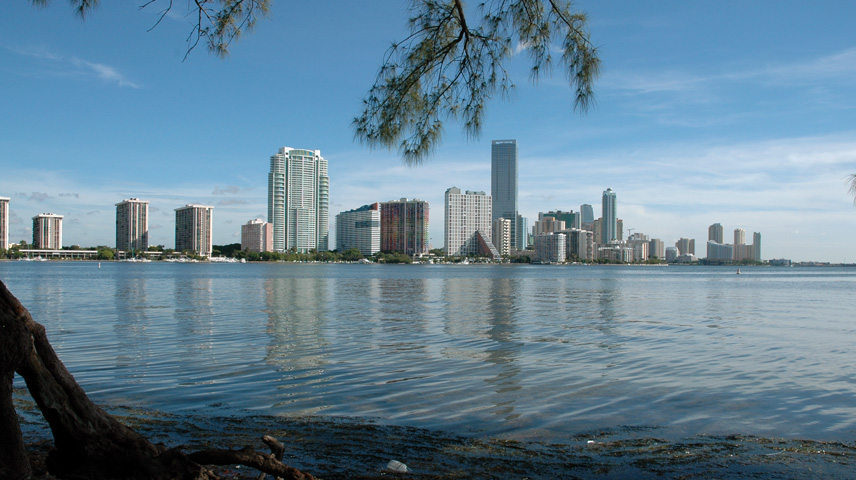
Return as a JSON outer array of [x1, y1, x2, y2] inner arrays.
[[1, 1, 855, 262]]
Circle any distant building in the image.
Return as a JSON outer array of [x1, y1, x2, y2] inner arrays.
[[445, 187, 495, 257], [491, 139, 524, 250], [33, 213, 63, 250], [492, 217, 512, 257], [579, 204, 594, 230], [601, 188, 617, 243], [627, 232, 650, 262], [665, 246, 679, 263], [175, 204, 213, 257], [533, 233, 566, 263], [675, 237, 695, 256], [0, 196, 9, 250], [116, 198, 149, 254], [380, 198, 429, 256], [532, 214, 566, 236], [708, 223, 724, 244], [268, 147, 329, 253], [241, 219, 273, 253], [707, 241, 734, 262], [541, 210, 578, 230], [336, 203, 380, 256], [753, 232, 762, 261], [648, 238, 664, 260], [566, 228, 594, 261]]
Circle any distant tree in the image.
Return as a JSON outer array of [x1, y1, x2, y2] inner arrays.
[[341, 248, 364, 262], [96, 247, 115, 260], [849, 174, 856, 202], [35, 0, 598, 163]]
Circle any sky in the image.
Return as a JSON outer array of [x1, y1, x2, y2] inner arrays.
[[1, 1, 855, 263]]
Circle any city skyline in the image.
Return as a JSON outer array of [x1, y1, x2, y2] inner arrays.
[[2, 2, 855, 262]]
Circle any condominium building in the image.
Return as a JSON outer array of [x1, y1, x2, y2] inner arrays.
[[268, 147, 329, 253], [175, 204, 213, 257], [380, 198, 429, 256], [491, 140, 524, 250], [708, 223, 724, 244], [492, 217, 512, 257], [532, 214, 566, 235], [241, 219, 273, 253], [579, 204, 594, 230], [115, 198, 149, 253], [533, 233, 566, 263], [566, 228, 594, 261], [336, 203, 380, 256], [601, 188, 617, 243], [648, 238, 664, 260], [675, 237, 695, 256], [0, 196, 9, 250], [707, 241, 734, 261], [445, 187, 494, 257], [753, 232, 762, 261], [33, 213, 63, 249]]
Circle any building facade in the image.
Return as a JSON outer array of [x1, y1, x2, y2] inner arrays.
[[268, 147, 329, 253], [492, 217, 512, 257], [0, 196, 9, 250], [380, 198, 429, 256], [241, 219, 273, 253], [115, 198, 149, 254], [675, 237, 695, 256], [601, 188, 617, 243], [708, 223, 724, 244], [336, 203, 381, 256], [648, 238, 664, 260], [33, 213, 63, 250], [175, 204, 213, 257], [533, 233, 566, 263], [445, 187, 493, 256], [491, 140, 524, 250], [579, 204, 594, 230]]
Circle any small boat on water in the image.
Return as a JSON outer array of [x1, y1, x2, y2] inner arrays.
[[736, 268, 741, 274]]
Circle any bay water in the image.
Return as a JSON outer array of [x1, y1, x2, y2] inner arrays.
[[4, 262, 855, 446]]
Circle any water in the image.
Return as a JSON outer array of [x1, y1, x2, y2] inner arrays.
[[4, 262, 856, 447]]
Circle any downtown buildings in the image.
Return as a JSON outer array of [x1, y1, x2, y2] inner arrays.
[[175, 204, 214, 258], [380, 198, 429, 256], [491, 140, 526, 251], [115, 198, 149, 254], [268, 147, 329, 253], [241, 219, 273, 253], [0, 196, 8, 250]]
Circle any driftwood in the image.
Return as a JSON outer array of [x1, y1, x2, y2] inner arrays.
[[0, 279, 316, 480]]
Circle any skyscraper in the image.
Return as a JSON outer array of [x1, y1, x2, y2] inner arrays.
[[601, 188, 617, 244], [33, 213, 63, 249], [445, 187, 494, 257], [116, 198, 149, 253], [491, 140, 522, 249], [175, 204, 213, 257], [268, 147, 329, 253], [580, 204, 594, 230], [0, 196, 9, 250], [380, 198, 429, 256], [708, 223, 724, 243], [336, 203, 380, 256], [753, 232, 762, 261]]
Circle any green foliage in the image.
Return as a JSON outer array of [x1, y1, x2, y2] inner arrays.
[[354, 0, 599, 164], [96, 247, 115, 260], [341, 248, 365, 262], [213, 243, 242, 257]]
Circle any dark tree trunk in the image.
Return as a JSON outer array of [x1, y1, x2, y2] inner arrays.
[[0, 279, 316, 480]]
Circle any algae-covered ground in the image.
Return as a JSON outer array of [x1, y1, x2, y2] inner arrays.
[[15, 388, 855, 479]]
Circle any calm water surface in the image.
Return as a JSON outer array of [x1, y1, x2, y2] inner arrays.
[[4, 262, 855, 443]]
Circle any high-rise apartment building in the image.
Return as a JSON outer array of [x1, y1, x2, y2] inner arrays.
[[268, 147, 329, 253], [753, 232, 762, 261], [175, 204, 213, 257], [336, 203, 380, 256], [380, 198, 429, 256], [0, 196, 9, 250], [708, 223, 724, 243], [649, 238, 664, 259], [241, 219, 273, 253], [445, 187, 494, 256], [115, 198, 149, 253], [734, 228, 746, 247], [492, 217, 512, 257], [491, 140, 524, 250], [675, 237, 695, 256], [33, 213, 63, 249], [601, 188, 617, 243]]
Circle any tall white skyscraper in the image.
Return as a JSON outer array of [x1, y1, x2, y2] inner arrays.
[[175, 204, 213, 257], [601, 188, 617, 244], [491, 140, 522, 249], [0, 196, 9, 250], [116, 198, 149, 253], [33, 213, 63, 250], [445, 187, 494, 257], [268, 147, 329, 253]]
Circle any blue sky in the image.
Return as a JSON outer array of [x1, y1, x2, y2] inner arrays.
[[1, 1, 855, 262]]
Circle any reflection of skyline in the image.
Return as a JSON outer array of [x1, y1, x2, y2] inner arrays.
[[174, 276, 214, 354], [114, 274, 150, 371], [264, 276, 330, 411]]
